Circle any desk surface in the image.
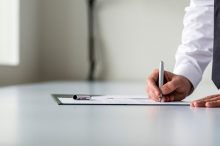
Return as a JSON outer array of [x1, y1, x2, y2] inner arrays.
[[0, 81, 220, 146]]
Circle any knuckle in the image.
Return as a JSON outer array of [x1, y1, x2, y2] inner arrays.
[[167, 82, 175, 89], [153, 69, 159, 74], [147, 78, 154, 85], [163, 85, 171, 91], [147, 77, 151, 82]]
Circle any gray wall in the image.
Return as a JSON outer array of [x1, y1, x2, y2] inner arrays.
[[39, 0, 193, 81], [39, 0, 89, 81], [0, 0, 212, 86]]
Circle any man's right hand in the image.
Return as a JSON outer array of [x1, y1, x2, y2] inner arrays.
[[146, 69, 193, 102]]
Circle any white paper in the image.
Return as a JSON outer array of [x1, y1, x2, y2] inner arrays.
[[57, 95, 190, 106]]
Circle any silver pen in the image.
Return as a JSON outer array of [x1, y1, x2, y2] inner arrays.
[[159, 61, 164, 100], [73, 94, 105, 100], [73, 95, 92, 100]]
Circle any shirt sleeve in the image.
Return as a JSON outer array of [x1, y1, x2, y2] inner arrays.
[[173, 0, 214, 89]]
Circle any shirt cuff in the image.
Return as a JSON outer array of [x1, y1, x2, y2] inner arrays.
[[173, 63, 202, 89]]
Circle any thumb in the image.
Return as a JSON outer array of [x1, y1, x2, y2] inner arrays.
[[161, 79, 178, 95]]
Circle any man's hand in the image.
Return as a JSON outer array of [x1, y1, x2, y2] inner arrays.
[[147, 69, 193, 102], [191, 94, 220, 108]]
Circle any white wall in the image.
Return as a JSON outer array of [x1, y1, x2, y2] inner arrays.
[[0, 0, 40, 86], [95, 0, 190, 81]]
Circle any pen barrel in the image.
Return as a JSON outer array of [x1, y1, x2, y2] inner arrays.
[[159, 61, 164, 88]]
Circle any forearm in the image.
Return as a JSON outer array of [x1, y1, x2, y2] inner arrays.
[[174, 0, 214, 90]]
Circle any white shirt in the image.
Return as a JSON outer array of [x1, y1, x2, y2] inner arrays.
[[173, 0, 214, 89]]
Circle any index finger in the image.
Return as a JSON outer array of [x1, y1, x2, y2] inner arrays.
[[147, 69, 161, 101]]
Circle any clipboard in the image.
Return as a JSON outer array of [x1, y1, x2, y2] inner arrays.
[[52, 94, 190, 106]]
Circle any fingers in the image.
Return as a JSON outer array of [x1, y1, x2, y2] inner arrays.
[[160, 79, 178, 95], [147, 69, 161, 102], [191, 94, 220, 108], [191, 97, 218, 107], [205, 100, 220, 108], [160, 76, 189, 102], [147, 70, 188, 102], [147, 70, 184, 102], [192, 94, 219, 103], [149, 69, 159, 83], [164, 70, 173, 83], [161, 95, 175, 102]]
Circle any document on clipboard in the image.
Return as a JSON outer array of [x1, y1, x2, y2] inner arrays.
[[53, 94, 190, 106]]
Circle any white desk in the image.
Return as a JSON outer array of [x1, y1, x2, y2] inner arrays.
[[0, 81, 220, 146]]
